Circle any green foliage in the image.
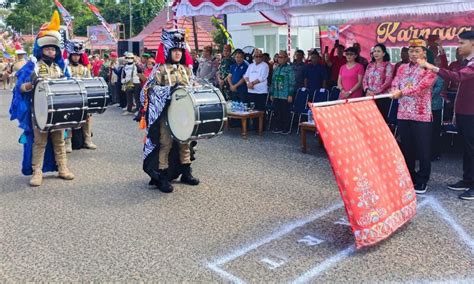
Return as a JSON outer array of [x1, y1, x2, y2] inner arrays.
[[211, 17, 226, 52], [5, 0, 166, 38]]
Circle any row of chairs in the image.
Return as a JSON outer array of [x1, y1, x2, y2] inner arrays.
[[265, 87, 459, 139]]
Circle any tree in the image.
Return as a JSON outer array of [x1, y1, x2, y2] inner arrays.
[[6, 0, 166, 38], [211, 17, 226, 52]]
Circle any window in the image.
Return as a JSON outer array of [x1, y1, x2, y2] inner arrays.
[[254, 35, 277, 57], [255, 35, 265, 50], [279, 35, 298, 51]]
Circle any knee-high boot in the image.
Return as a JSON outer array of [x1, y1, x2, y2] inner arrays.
[[83, 119, 97, 150], [51, 131, 74, 180]]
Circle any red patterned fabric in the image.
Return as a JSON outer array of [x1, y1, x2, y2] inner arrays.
[[311, 100, 417, 249]]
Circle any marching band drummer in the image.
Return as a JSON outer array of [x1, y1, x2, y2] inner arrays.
[[64, 39, 97, 152], [139, 29, 199, 193], [10, 11, 74, 187]]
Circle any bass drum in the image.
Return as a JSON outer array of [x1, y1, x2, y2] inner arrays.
[[32, 79, 87, 132], [167, 86, 227, 143], [81, 77, 108, 114]]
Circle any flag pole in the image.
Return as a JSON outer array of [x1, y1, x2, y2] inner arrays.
[[311, 94, 393, 108]]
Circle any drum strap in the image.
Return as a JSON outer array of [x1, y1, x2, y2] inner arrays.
[[164, 66, 172, 86], [181, 65, 190, 87]]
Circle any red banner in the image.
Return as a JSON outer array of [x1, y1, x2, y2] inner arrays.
[[311, 100, 417, 249], [320, 13, 474, 63]]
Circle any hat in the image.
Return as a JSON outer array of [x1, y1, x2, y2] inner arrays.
[[155, 28, 192, 66], [459, 30, 474, 40], [110, 51, 118, 58], [409, 38, 427, 48], [142, 53, 151, 58], [36, 11, 62, 49], [65, 39, 85, 55], [14, 42, 26, 55]]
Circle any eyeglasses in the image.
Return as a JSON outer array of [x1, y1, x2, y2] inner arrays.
[[254, 55, 263, 58]]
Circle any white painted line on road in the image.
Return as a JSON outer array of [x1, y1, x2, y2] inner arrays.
[[291, 245, 356, 284], [333, 217, 350, 226], [206, 197, 439, 283], [297, 235, 325, 246], [260, 257, 287, 270], [428, 198, 474, 254], [210, 202, 344, 266], [290, 198, 432, 283], [207, 263, 246, 284]]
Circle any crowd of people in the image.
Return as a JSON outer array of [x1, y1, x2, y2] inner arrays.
[[196, 33, 473, 201], [6, 11, 473, 200]]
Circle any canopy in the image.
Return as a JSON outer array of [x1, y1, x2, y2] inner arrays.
[[174, 0, 336, 18], [175, 0, 474, 26]]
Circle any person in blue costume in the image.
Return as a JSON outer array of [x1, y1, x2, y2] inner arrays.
[[9, 11, 74, 187]]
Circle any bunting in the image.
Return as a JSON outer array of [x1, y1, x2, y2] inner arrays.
[[54, 0, 74, 28]]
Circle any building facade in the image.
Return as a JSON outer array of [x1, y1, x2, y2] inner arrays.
[[227, 12, 320, 57]]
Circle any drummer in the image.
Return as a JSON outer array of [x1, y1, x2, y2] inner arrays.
[[10, 11, 74, 187], [64, 39, 97, 152], [139, 29, 199, 193]]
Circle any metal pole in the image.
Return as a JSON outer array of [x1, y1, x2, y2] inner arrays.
[[310, 94, 393, 108], [128, 0, 133, 38]]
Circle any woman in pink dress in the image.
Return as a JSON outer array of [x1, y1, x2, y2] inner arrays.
[[337, 47, 364, 99], [363, 44, 393, 119]]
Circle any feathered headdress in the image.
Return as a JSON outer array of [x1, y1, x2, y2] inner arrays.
[[155, 29, 192, 66], [36, 10, 61, 49]]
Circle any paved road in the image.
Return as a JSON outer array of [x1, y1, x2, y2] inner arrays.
[[0, 90, 473, 282]]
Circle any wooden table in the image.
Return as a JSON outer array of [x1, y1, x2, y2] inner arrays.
[[300, 122, 318, 153], [226, 111, 265, 139]]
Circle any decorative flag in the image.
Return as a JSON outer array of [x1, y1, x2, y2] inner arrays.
[[85, 1, 117, 42], [311, 100, 417, 249], [54, 0, 74, 28]]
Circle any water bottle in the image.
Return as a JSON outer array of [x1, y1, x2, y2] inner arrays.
[[308, 109, 314, 124]]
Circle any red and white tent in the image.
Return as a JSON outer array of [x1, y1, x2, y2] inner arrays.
[[175, 0, 474, 25]]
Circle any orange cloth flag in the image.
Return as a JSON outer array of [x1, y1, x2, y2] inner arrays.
[[311, 100, 417, 249]]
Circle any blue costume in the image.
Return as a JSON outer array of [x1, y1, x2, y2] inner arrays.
[[9, 13, 69, 176]]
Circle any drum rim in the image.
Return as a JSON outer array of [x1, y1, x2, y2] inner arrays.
[[32, 78, 88, 132]]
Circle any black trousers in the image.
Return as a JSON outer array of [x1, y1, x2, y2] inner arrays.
[[431, 109, 442, 158], [398, 120, 432, 185], [126, 84, 142, 112], [375, 98, 392, 122], [272, 98, 290, 131], [230, 91, 248, 103], [456, 114, 474, 184]]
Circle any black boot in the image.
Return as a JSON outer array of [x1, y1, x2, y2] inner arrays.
[[157, 169, 174, 193], [180, 164, 200, 186]]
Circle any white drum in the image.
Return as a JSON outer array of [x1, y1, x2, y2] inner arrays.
[[167, 86, 227, 143]]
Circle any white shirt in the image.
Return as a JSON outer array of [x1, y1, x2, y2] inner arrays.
[[121, 64, 140, 84], [244, 61, 269, 94]]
